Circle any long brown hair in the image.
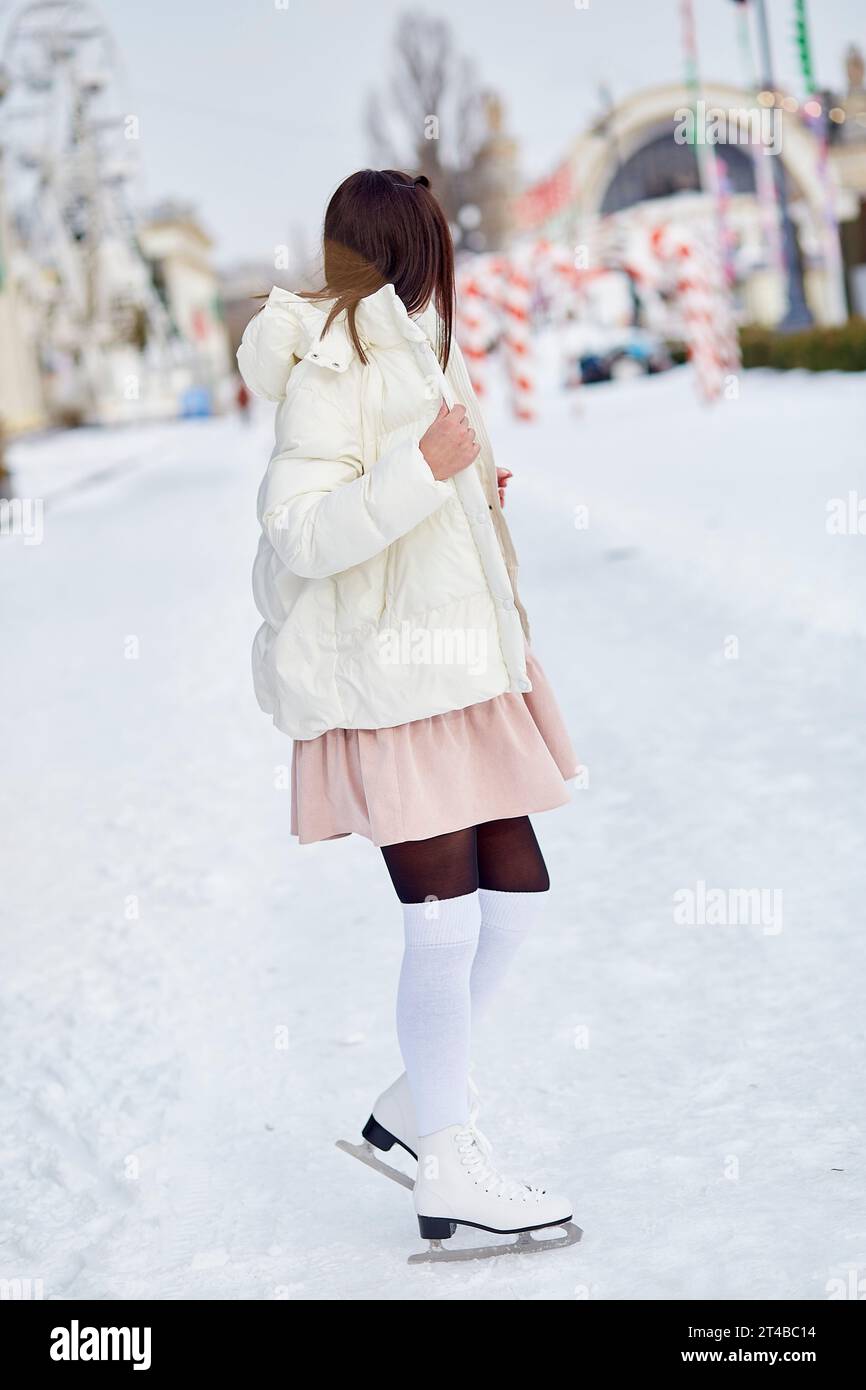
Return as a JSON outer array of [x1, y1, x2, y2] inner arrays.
[[302, 169, 455, 369]]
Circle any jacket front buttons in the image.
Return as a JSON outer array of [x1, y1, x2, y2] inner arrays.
[[500, 596, 515, 611]]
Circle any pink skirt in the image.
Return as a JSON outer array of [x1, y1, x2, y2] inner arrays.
[[290, 647, 578, 847]]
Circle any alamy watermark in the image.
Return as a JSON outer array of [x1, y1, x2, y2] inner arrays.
[[0, 497, 44, 545], [49, 1321, 151, 1370], [826, 1268, 866, 1299], [826, 491, 866, 535], [1, 1277, 44, 1299], [674, 880, 783, 936], [674, 101, 782, 157], [378, 622, 487, 674]]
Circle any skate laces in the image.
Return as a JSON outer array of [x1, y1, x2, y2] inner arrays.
[[454, 1109, 545, 1204]]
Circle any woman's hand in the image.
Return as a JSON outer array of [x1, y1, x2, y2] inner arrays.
[[497, 468, 513, 508], [419, 402, 480, 481]]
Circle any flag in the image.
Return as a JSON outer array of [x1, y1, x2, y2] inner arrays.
[[513, 162, 574, 231]]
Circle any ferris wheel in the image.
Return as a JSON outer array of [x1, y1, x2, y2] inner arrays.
[[0, 0, 172, 404]]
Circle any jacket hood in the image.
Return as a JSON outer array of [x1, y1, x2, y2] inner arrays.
[[238, 282, 438, 399]]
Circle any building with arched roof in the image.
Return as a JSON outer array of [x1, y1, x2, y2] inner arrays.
[[519, 66, 866, 327]]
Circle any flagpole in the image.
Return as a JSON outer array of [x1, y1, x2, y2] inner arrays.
[[793, 0, 848, 323], [750, 0, 812, 327]]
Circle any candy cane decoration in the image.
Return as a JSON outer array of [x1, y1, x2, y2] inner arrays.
[[456, 267, 494, 399], [648, 219, 740, 401], [457, 217, 740, 412], [530, 238, 585, 325], [456, 253, 535, 420], [501, 259, 535, 420]]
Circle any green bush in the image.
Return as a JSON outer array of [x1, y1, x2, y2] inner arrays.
[[739, 318, 866, 372], [665, 340, 689, 366]]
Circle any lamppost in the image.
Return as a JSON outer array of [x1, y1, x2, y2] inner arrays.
[[0, 60, 8, 294], [731, 0, 812, 328]]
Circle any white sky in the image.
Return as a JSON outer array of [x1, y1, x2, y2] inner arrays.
[[10, 0, 865, 266]]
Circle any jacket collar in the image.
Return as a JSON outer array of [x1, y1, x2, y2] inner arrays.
[[268, 282, 434, 373]]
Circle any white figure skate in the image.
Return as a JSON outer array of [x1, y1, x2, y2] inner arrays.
[[337, 1074, 489, 1189], [335, 1072, 418, 1190], [410, 1121, 581, 1264]]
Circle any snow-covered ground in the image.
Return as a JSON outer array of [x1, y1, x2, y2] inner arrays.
[[2, 363, 864, 1301]]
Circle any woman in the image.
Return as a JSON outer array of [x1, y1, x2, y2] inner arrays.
[[239, 170, 578, 1252]]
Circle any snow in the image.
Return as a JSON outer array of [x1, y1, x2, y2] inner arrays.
[[2, 363, 865, 1301]]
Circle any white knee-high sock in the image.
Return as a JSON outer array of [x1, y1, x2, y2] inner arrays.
[[396, 891, 481, 1137], [470, 888, 545, 1023]]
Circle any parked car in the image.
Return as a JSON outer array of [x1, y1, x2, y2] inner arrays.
[[561, 323, 673, 388]]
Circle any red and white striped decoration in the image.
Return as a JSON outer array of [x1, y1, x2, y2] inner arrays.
[[513, 161, 574, 233], [456, 254, 536, 420], [455, 216, 740, 414], [501, 260, 535, 421], [647, 220, 740, 401], [455, 270, 493, 399]]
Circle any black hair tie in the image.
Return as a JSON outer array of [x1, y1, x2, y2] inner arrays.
[[413, 175, 430, 188]]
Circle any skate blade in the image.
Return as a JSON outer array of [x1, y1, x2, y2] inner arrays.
[[408, 1220, 582, 1264], [335, 1138, 414, 1192]]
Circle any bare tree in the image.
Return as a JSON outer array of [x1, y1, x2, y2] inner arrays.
[[366, 11, 492, 231]]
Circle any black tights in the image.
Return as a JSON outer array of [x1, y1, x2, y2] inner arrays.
[[381, 815, 550, 904]]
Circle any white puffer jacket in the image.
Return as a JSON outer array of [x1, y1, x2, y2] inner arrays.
[[238, 282, 531, 740]]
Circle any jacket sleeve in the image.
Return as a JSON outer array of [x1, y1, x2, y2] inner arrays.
[[258, 386, 451, 579]]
